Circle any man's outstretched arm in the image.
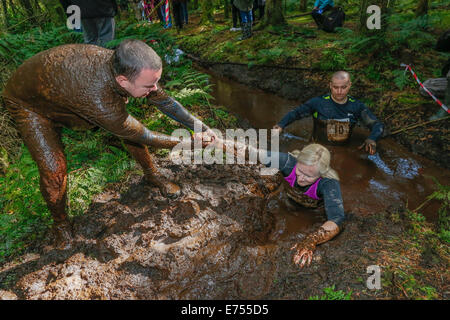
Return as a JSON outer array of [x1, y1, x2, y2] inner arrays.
[[147, 87, 210, 133], [275, 98, 316, 131]]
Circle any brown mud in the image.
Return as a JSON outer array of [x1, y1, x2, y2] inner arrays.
[[0, 153, 448, 299]]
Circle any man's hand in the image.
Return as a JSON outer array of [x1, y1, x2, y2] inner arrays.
[[273, 125, 283, 134], [358, 139, 376, 155], [291, 242, 316, 268], [193, 129, 218, 148]]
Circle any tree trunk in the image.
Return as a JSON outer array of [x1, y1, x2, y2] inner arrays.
[[18, 0, 37, 24], [192, 0, 199, 10], [260, 0, 286, 27], [416, 0, 428, 17], [8, 0, 16, 15], [224, 0, 229, 19], [299, 0, 307, 12], [200, 0, 214, 23], [33, 0, 41, 13], [1, 0, 8, 27]]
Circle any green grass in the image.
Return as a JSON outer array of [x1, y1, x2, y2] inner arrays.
[[308, 285, 353, 300]]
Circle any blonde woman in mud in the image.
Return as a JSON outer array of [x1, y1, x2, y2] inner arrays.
[[259, 143, 345, 268]]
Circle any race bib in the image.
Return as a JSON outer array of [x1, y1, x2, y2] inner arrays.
[[326, 119, 351, 142]]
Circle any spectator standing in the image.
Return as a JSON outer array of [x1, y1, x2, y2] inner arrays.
[[230, 0, 242, 31], [172, 0, 184, 30], [180, 0, 188, 25], [60, 0, 118, 47], [311, 0, 334, 29], [233, 0, 253, 40]]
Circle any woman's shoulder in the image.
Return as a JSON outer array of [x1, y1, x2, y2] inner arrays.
[[318, 177, 341, 188]]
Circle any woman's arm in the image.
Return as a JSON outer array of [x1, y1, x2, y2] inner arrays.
[[291, 178, 344, 268]]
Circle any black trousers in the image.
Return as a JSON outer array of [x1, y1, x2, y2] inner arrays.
[[231, 0, 242, 28], [173, 2, 183, 29], [312, 4, 333, 27], [252, 0, 265, 20]]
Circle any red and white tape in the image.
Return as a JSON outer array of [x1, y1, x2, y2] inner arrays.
[[401, 63, 449, 114], [165, 0, 170, 24]]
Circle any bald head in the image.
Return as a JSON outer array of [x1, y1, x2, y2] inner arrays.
[[329, 71, 352, 104], [331, 71, 351, 82]]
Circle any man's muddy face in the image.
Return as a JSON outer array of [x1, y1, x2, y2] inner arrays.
[[330, 78, 351, 104], [117, 68, 162, 98]]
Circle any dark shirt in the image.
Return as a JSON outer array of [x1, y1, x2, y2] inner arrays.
[[278, 94, 384, 141], [60, 0, 118, 19], [263, 151, 345, 227]]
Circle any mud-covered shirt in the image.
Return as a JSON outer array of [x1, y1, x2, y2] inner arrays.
[[3, 44, 207, 149], [277, 94, 384, 141], [263, 151, 345, 227]]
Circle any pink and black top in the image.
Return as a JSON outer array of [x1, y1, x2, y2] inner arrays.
[[263, 151, 345, 227]]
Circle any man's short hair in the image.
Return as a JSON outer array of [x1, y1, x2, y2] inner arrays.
[[331, 71, 351, 82], [112, 39, 162, 82]]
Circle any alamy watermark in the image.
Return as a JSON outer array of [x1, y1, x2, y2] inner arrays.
[[366, 265, 381, 290], [366, 5, 381, 30], [169, 122, 280, 176], [66, 5, 81, 30]]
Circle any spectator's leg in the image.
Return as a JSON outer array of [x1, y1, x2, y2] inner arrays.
[[80, 18, 98, 45], [252, 0, 258, 22], [173, 2, 182, 29], [430, 71, 450, 120], [157, 3, 164, 22], [248, 10, 253, 36], [231, 0, 238, 29], [96, 17, 115, 47], [311, 9, 324, 29], [181, 1, 188, 24]]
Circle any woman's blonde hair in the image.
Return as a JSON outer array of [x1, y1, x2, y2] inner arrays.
[[290, 144, 339, 181]]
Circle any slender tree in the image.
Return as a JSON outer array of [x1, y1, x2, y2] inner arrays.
[[8, 0, 16, 15], [18, 0, 38, 24], [200, 0, 214, 23], [260, 0, 286, 27], [224, 0, 229, 19], [1, 0, 9, 28], [299, 0, 307, 12], [416, 0, 428, 17], [192, 0, 199, 10]]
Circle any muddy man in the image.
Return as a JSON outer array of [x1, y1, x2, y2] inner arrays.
[[2, 39, 213, 247], [273, 71, 384, 155]]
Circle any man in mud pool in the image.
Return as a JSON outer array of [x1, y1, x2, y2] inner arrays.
[[2, 39, 215, 248], [273, 71, 384, 155]]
